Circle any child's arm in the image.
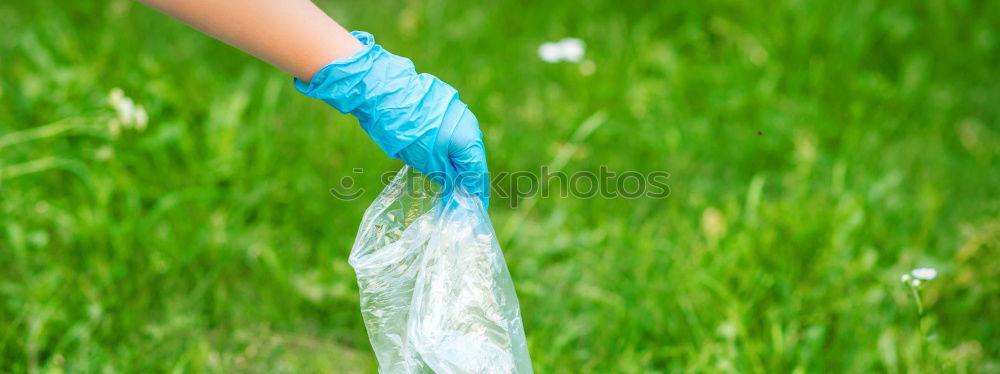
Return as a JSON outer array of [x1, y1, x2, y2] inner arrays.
[[137, 0, 361, 82], [138, 0, 491, 207]]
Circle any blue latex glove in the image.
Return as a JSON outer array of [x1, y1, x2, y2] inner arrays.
[[294, 31, 489, 208]]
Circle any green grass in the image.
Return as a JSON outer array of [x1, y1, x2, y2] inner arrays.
[[2, 0, 999, 372]]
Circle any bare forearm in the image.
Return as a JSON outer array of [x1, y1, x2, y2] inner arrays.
[[137, 0, 362, 82]]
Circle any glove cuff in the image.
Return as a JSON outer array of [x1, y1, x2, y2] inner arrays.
[[293, 31, 439, 158]]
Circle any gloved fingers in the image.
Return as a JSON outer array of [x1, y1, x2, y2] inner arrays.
[[450, 139, 490, 209], [396, 138, 445, 185]]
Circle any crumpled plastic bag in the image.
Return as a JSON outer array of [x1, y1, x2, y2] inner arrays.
[[349, 167, 532, 373]]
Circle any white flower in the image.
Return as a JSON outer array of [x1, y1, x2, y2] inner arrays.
[[109, 88, 124, 103], [115, 97, 136, 127], [135, 106, 148, 131], [910, 279, 922, 287], [538, 42, 563, 63], [107, 88, 149, 132], [900, 273, 912, 283], [910, 268, 937, 280], [537, 38, 587, 64], [559, 38, 585, 62]]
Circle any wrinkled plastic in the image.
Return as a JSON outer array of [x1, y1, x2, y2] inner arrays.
[[349, 167, 532, 373]]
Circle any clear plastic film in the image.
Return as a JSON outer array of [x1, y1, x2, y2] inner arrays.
[[349, 167, 532, 373]]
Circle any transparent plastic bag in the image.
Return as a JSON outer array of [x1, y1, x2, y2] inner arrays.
[[349, 167, 532, 373]]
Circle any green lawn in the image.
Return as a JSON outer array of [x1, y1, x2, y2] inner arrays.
[[2, 0, 998, 372]]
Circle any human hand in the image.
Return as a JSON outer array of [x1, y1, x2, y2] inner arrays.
[[294, 31, 489, 208]]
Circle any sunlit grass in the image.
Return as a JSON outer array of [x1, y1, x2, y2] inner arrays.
[[1, 0, 998, 372]]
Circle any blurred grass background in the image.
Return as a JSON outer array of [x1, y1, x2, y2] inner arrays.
[[1, 0, 999, 372]]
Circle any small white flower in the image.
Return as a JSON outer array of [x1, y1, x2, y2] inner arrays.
[[109, 88, 124, 103], [900, 273, 912, 283], [538, 42, 563, 63], [910, 268, 937, 280], [910, 279, 922, 287], [538, 38, 587, 64], [115, 97, 136, 128], [134, 106, 148, 131], [559, 38, 586, 62], [107, 88, 150, 132]]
